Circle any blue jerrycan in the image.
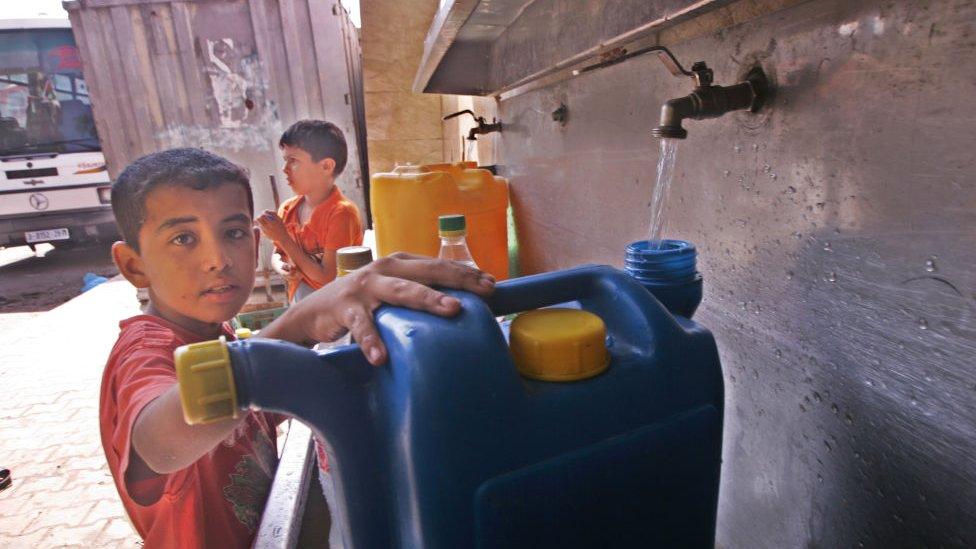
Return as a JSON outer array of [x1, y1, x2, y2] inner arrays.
[[176, 265, 724, 548]]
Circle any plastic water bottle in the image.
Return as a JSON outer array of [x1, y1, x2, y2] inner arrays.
[[438, 214, 478, 269]]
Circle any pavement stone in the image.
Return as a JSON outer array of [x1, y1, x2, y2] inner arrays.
[[0, 277, 142, 546]]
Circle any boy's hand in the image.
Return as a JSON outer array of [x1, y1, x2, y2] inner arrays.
[[257, 209, 289, 243], [262, 253, 496, 365]]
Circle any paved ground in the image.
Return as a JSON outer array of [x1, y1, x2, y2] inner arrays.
[[0, 276, 143, 547], [0, 243, 119, 313]]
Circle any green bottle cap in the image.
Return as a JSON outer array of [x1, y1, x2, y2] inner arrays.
[[439, 214, 466, 235]]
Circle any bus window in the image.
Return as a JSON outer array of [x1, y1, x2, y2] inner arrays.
[[0, 28, 99, 157]]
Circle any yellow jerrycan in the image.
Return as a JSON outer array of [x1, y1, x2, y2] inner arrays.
[[371, 162, 509, 280]]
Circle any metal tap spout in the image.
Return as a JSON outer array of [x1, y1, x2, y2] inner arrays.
[[647, 52, 768, 139], [443, 109, 503, 140]]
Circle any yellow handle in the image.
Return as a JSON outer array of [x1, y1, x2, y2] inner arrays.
[[174, 336, 239, 425]]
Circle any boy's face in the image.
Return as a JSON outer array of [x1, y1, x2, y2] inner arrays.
[[281, 144, 336, 196], [112, 182, 257, 335]]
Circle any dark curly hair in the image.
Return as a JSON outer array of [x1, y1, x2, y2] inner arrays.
[[111, 148, 253, 252], [279, 119, 348, 176]]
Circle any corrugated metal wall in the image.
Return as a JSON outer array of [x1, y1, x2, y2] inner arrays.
[[496, 0, 976, 546], [65, 0, 368, 222]]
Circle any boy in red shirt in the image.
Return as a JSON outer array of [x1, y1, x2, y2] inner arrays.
[[101, 148, 495, 548], [257, 120, 363, 303]]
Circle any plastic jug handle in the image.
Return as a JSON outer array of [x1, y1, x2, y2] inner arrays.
[[484, 264, 684, 344]]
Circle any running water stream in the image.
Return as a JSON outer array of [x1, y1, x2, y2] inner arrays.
[[464, 138, 478, 163], [647, 138, 679, 249]]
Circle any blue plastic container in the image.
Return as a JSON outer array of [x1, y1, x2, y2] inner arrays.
[[625, 239, 703, 318], [222, 265, 723, 548]]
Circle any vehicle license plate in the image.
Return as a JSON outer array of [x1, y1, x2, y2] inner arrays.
[[25, 228, 70, 243]]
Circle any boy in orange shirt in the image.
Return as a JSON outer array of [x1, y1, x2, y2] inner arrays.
[[257, 120, 363, 303], [101, 148, 495, 548]]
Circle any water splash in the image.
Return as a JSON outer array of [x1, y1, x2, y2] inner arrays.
[[647, 138, 679, 248], [463, 138, 478, 163]]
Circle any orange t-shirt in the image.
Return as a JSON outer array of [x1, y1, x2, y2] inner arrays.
[[277, 187, 363, 301], [99, 315, 279, 549]]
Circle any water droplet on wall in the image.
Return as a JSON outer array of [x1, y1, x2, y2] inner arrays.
[[786, 271, 794, 280], [763, 164, 771, 173], [925, 258, 937, 272], [752, 143, 759, 151], [813, 391, 823, 403], [827, 272, 837, 282], [823, 242, 832, 251], [770, 173, 777, 180], [775, 349, 783, 358], [831, 403, 839, 414], [918, 318, 928, 330], [724, 170, 731, 178], [734, 144, 742, 153]]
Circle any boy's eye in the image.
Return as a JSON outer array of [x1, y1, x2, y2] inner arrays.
[[171, 233, 195, 246], [227, 228, 248, 239]]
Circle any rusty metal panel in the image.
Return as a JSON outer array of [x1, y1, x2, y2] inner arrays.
[[64, 0, 368, 222], [496, 0, 976, 546]]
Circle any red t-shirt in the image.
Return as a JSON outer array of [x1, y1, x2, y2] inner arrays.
[[99, 315, 279, 549], [277, 187, 363, 301]]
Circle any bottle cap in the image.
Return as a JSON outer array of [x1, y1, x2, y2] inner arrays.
[[174, 336, 239, 425], [439, 214, 466, 236], [336, 246, 373, 275], [509, 309, 609, 382]]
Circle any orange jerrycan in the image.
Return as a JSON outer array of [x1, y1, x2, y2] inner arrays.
[[370, 162, 509, 280]]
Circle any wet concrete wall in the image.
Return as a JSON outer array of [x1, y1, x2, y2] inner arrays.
[[497, 0, 976, 546]]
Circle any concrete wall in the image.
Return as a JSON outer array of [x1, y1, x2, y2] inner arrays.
[[361, 0, 446, 174], [497, 0, 976, 546]]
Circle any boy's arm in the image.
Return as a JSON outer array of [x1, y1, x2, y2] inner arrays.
[[130, 385, 245, 478], [257, 209, 335, 285], [259, 253, 496, 365], [275, 233, 336, 286]]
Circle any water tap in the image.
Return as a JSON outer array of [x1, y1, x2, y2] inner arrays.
[[443, 109, 503, 141], [646, 47, 768, 139]]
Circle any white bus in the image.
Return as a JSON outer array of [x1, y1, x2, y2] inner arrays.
[[0, 19, 116, 250]]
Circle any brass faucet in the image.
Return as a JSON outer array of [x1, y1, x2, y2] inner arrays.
[[443, 110, 503, 141], [574, 46, 768, 139], [647, 47, 768, 139]]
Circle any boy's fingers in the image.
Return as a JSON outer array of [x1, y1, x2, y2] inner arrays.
[[343, 304, 386, 365], [369, 274, 462, 316], [372, 257, 495, 297]]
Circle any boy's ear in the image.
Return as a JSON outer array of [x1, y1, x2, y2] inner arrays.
[[112, 241, 151, 289], [318, 157, 336, 177]]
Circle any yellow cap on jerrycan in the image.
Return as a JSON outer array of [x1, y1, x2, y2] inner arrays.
[[370, 162, 509, 280], [509, 309, 610, 381], [174, 337, 238, 425]]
